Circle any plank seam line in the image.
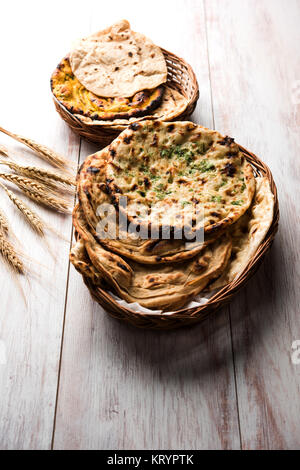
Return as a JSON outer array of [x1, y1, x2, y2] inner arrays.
[[203, 0, 216, 130], [229, 307, 243, 449], [50, 137, 82, 450], [204, 0, 242, 448]]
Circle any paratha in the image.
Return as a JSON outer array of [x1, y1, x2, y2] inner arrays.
[[51, 57, 164, 121], [210, 177, 274, 290], [77, 148, 219, 264], [105, 120, 256, 234], [74, 86, 188, 126], [71, 204, 232, 311], [70, 20, 167, 98]]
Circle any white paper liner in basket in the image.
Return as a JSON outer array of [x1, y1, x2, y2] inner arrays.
[[108, 290, 216, 316]]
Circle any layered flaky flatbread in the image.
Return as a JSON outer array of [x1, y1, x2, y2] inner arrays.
[[72, 204, 232, 311], [51, 57, 164, 121], [210, 177, 274, 290]]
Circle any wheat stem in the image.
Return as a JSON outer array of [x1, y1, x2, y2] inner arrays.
[[0, 160, 75, 186], [0, 126, 75, 169], [0, 183, 44, 235], [0, 145, 10, 159], [0, 173, 71, 213]]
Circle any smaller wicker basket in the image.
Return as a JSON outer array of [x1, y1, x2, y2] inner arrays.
[[77, 145, 279, 330], [53, 48, 199, 146]]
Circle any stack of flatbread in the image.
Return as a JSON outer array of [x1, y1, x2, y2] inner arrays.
[[51, 20, 188, 125], [70, 120, 274, 311]]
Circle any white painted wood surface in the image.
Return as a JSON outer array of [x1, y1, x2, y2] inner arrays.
[[0, 0, 299, 450]]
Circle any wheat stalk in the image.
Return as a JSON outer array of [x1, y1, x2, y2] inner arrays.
[[0, 126, 75, 169], [0, 183, 44, 235], [0, 230, 24, 273], [0, 174, 71, 213], [0, 207, 9, 233], [0, 160, 76, 189], [0, 145, 9, 158]]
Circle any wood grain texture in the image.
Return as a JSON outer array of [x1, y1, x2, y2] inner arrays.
[[1, 0, 300, 451], [52, 0, 240, 450], [0, 0, 81, 450], [205, 0, 300, 450]]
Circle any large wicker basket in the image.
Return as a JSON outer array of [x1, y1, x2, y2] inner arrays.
[[76, 145, 279, 330], [53, 48, 199, 146]]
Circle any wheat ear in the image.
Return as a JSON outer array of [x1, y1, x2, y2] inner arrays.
[[0, 183, 44, 235], [0, 174, 71, 213], [0, 207, 9, 233], [0, 160, 75, 195], [0, 230, 24, 273], [0, 126, 75, 169]]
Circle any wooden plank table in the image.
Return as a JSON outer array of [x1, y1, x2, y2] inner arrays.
[[0, 0, 299, 450]]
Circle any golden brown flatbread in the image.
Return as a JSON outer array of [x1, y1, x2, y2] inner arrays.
[[71, 204, 232, 311], [104, 120, 255, 234], [51, 57, 164, 121], [210, 177, 274, 289], [77, 147, 219, 264]]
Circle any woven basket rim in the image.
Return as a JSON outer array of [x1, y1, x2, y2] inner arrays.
[[76, 143, 279, 326], [52, 47, 199, 134]]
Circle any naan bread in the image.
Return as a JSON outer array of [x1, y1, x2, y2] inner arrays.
[[71, 204, 232, 311], [77, 148, 218, 264], [51, 57, 164, 121], [210, 177, 274, 290], [70, 20, 167, 98], [105, 120, 256, 234]]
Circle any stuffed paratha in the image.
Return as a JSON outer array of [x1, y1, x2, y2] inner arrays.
[[105, 120, 256, 234], [51, 57, 164, 121], [74, 86, 188, 126], [71, 204, 232, 311]]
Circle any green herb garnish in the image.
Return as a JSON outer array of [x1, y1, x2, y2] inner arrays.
[[232, 200, 244, 206], [211, 195, 222, 203]]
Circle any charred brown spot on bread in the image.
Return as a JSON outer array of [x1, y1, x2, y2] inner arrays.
[[144, 177, 150, 188], [83, 187, 91, 200], [86, 166, 100, 174], [167, 124, 175, 132], [218, 136, 235, 146], [145, 240, 161, 252], [117, 262, 130, 272], [148, 277, 155, 282], [109, 148, 116, 157], [129, 123, 141, 131], [222, 163, 236, 177], [211, 212, 221, 218], [155, 256, 162, 262], [124, 135, 133, 144], [209, 221, 223, 233], [151, 134, 158, 146]]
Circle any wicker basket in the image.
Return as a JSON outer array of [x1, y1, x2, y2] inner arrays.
[[76, 144, 279, 330], [53, 48, 199, 146]]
